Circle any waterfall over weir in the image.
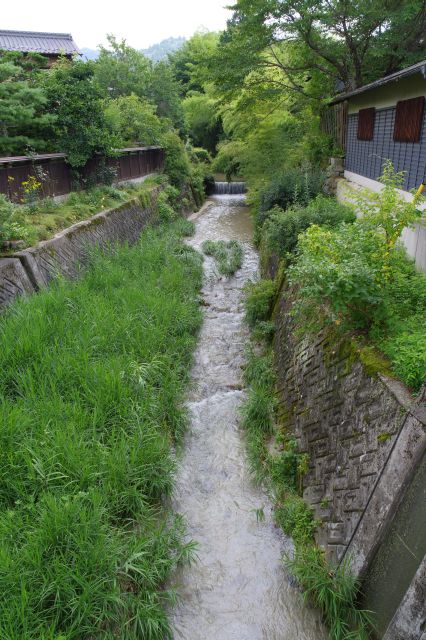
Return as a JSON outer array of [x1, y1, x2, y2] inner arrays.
[[213, 181, 246, 194]]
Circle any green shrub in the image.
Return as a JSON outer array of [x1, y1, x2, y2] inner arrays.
[[257, 166, 325, 227], [380, 324, 426, 391], [262, 195, 355, 261], [244, 279, 277, 328], [288, 223, 384, 330], [191, 147, 212, 164], [275, 494, 318, 545], [202, 239, 244, 277]]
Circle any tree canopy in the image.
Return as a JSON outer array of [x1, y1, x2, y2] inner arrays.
[[211, 0, 426, 97]]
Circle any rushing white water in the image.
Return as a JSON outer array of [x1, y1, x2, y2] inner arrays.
[[169, 195, 327, 640], [214, 181, 247, 194]]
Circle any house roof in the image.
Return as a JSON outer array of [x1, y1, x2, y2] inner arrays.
[[331, 60, 426, 105], [0, 29, 80, 56]]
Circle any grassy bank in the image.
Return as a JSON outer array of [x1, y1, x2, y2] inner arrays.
[[0, 218, 202, 638], [0, 177, 162, 250]]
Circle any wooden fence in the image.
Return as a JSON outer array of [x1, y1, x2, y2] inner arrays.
[[320, 101, 348, 151], [0, 147, 165, 203]]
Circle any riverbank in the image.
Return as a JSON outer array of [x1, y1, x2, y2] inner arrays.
[[0, 218, 203, 639]]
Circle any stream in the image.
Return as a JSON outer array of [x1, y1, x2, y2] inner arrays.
[[169, 195, 327, 640]]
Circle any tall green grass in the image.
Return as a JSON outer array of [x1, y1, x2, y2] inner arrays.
[[0, 221, 202, 638]]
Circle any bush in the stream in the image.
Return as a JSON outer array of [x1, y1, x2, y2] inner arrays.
[[202, 239, 244, 276], [262, 195, 355, 262]]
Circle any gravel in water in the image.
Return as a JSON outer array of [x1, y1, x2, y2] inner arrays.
[[169, 195, 327, 640]]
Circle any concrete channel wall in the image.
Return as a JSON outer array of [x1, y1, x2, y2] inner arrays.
[[0, 187, 162, 311], [273, 287, 426, 639]]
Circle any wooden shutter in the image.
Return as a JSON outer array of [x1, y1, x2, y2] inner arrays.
[[394, 96, 425, 143], [357, 108, 375, 140]]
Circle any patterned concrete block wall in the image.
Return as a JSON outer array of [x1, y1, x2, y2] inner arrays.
[[273, 292, 412, 565], [273, 286, 426, 637], [0, 187, 161, 311], [0, 258, 35, 308]]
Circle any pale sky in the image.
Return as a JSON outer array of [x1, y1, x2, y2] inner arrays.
[[2, 0, 232, 49]]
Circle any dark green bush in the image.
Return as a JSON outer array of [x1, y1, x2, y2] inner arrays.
[[262, 195, 355, 261], [244, 279, 277, 328], [257, 167, 325, 227]]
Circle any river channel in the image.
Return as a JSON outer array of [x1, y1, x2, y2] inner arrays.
[[169, 194, 327, 640]]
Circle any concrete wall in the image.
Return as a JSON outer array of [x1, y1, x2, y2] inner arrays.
[[273, 286, 426, 638], [0, 187, 162, 311]]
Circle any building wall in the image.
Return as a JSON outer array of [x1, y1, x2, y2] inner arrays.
[[345, 106, 426, 191], [347, 73, 426, 114]]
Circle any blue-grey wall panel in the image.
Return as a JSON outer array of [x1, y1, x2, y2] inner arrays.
[[345, 107, 426, 190]]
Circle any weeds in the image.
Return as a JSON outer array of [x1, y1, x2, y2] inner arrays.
[[286, 548, 373, 640], [0, 219, 202, 638], [244, 279, 277, 328], [201, 239, 244, 276]]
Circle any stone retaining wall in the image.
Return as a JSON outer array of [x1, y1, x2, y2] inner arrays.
[[0, 187, 162, 310], [273, 286, 426, 638]]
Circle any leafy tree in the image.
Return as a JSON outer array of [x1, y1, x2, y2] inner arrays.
[[169, 31, 220, 96], [213, 0, 426, 95], [94, 35, 152, 99], [183, 92, 222, 153], [94, 36, 184, 131], [148, 61, 185, 131], [44, 59, 117, 168], [104, 94, 165, 146], [0, 52, 54, 155]]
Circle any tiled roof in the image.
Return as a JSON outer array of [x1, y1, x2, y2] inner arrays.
[[0, 29, 80, 55]]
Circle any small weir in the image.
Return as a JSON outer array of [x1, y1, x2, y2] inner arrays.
[[213, 181, 246, 194]]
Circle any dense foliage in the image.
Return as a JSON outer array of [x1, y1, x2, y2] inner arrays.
[[43, 60, 117, 168], [0, 52, 54, 154], [261, 195, 355, 261]]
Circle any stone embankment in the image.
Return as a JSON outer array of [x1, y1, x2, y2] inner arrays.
[[272, 285, 426, 639], [0, 188, 162, 310]]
